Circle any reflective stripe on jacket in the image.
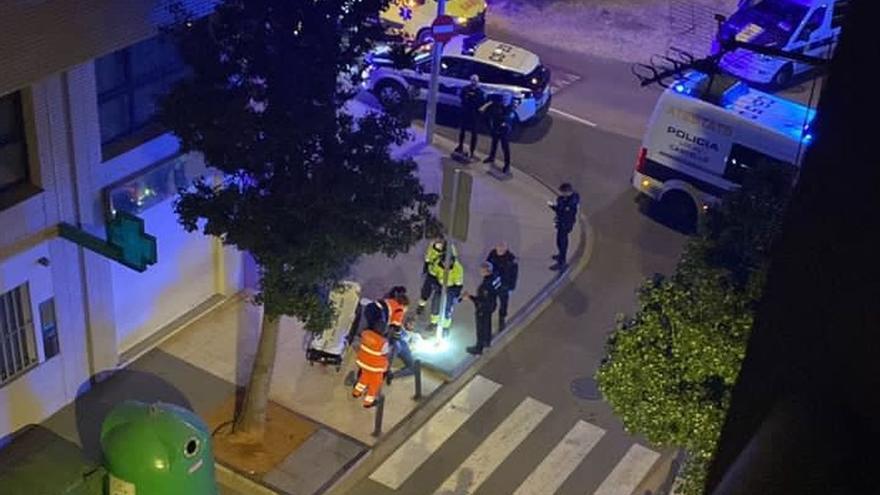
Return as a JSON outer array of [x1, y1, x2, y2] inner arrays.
[[356, 329, 389, 373]]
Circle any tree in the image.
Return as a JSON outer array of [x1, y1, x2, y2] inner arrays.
[[159, 0, 437, 442], [596, 162, 795, 494]]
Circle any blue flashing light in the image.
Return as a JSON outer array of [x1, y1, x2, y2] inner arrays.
[[803, 133, 813, 143], [673, 83, 686, 93]]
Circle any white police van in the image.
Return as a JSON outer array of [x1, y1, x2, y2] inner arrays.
[[380, 0, 487, 45], [714, 0, 849, 86], [632, 71, 815, 227], [363, 35, 552, 124]]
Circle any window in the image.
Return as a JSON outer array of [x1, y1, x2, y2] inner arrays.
[[441, 57, 475, 79], [724, 143, 793, 185], [95, 35, 187, 160], [105, 154, 206, 217], [1, 284, 38, 386], [39, 298, 59, 361], [832, 0, 849, 29], [0, 91, 29, 194], [797, 7, 827, 41]]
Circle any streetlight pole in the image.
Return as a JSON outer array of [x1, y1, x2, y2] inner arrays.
[[436, 167, 460, 342], [424, 0, 446, 144]]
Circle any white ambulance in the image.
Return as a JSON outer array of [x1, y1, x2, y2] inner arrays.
[[714, 0, 849, 86], [632, 71, 815, 228], [379, 0, 488, 45]]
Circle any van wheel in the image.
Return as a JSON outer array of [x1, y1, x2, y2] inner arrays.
[[416, 28, 433, 45], [773, 63, 794, 88], [659, 191, 697, 234], [375, 80, 409, 113]]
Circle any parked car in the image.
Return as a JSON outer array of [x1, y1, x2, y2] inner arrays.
[[713, 0, 849, 87], [363, 35, 552, 125]]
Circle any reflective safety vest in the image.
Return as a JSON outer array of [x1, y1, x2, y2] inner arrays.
[[425, 241, 458, 267], [356, 329, 389, 373], [385, 298, 407, 328], [428, 259, 464, 287]]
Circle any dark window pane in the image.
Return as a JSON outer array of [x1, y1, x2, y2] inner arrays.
[[98, 95, 131, 144], [724, 143, 793, 185], [0, 92, 28, 193], [39, 299, 59, 360], [130, 37, 167, 80], [95, 51, 128, 94], [132, 81, 165, 128]]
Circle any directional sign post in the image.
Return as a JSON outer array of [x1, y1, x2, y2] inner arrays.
[[424, 0, 449, 145], [59, 212, 157, 272]]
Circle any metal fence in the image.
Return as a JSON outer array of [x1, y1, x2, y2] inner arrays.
[[1, 284, 38, 387]]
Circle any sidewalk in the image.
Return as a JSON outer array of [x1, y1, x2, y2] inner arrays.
[[35, 120, 577, 495]]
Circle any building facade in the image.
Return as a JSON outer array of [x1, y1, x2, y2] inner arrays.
[[0, 0, 238, 443]]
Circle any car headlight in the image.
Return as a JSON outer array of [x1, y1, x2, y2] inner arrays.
[[456, 16, 468, 24], [361, 65, 374, 80]]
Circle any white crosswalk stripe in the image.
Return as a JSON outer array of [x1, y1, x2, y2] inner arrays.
[[433, 397, 552, 495], [369, 375, 501, 490], [512, 420, 606, 495], [592, 443, 661, 495]]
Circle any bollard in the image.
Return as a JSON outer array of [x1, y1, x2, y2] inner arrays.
[[413, 360, 423, 401], [372, 395, 385, 437]]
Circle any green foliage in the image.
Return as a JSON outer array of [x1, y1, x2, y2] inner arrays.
[[597, 162, 795, 494], [160, 0, 438, 330]]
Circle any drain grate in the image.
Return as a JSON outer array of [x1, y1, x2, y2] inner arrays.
[[570, 376, 602, 400]]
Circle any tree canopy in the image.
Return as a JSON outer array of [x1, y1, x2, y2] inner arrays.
[[597, 162, 796, 494], [159, 0, 437, 331]]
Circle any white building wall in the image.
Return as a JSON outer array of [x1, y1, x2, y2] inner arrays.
[[0, 0, 246, 442]]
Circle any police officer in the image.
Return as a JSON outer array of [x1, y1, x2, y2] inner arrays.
[[455, 75, 486, 159], [549, 182, 580, 270], [482, 94, 517, 174], [486, 242, 518, 330], [464, 262, 499, 355]]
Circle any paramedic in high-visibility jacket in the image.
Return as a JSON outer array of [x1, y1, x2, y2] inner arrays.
[[352, 327, 390, 408], [417, 237, 457, 315], [428, 256, 464, 336]]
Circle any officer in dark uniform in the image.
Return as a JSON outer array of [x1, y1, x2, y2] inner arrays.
[[464, 262, 500, 355], [549, 182, 580, 270], [486, 242, 518, 330], [455, 75, 486, 159], [482, 94, 518, 174]]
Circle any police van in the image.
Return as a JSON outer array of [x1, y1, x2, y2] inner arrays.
[[632, 71, 815, 228], [363, 35, 552, 125], [380, 0, 487, 45], [714, 0, 849, 86]]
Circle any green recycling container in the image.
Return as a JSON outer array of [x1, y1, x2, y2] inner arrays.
[[100, 400, 217, 495]]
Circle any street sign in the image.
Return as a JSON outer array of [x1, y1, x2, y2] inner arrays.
[[431, 15, 457, 43], [439, 164, 472, 242], [58, 212, 157, 272]]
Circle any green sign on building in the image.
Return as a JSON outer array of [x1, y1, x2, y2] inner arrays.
[[59, 212, 157, 272]]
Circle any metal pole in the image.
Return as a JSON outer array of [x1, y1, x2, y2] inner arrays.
[[372, 395, 385, 437], [437, 168, 459, 341], [413, 360, 423, 400], [424, 0, 447, 144]]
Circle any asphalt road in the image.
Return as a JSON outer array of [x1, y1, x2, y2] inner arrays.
[[345, 26, 689, 494]]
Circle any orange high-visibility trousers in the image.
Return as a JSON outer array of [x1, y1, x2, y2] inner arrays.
[[352, 369, 384, 407]]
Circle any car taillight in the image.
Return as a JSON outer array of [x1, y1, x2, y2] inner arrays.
[[635, 147, 648, 173]]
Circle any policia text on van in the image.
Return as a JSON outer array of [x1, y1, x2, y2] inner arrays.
[[632, 71, 815, 229]]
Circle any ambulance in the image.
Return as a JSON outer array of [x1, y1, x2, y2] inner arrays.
[[632, 71, 815, 229], [380, 0, 488, 45], [713, 0, 849, 87]]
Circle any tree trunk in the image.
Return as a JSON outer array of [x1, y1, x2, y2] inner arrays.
[[233, 310, 281, 442]]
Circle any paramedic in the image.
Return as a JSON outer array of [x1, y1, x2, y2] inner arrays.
[[417, 237, 457, 315], [429, 255, 465, 336], [351, 326, 390, 408]]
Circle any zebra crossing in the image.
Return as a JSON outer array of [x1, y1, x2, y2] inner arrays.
[[366, 375, 661, 495]]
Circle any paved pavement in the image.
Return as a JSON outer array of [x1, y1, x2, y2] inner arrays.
[[343, 26, 688, 495]]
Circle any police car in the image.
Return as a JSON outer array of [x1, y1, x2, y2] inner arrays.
[[713, 0, 848, 87], [363, 35, 552, 125], [380, 0, 487, 45], [633, 71, 815, 229]]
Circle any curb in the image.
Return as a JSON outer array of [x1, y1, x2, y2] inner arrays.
[[319, 128, 595, 495]]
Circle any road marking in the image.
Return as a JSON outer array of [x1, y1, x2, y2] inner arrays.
[[512, 420, 606, 495], [549, 107, 598, 127], [593, 443, 661, 495], [548, 70, 583, 96], [434, 397, 552, 495], [369, 375, 501, 490]]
